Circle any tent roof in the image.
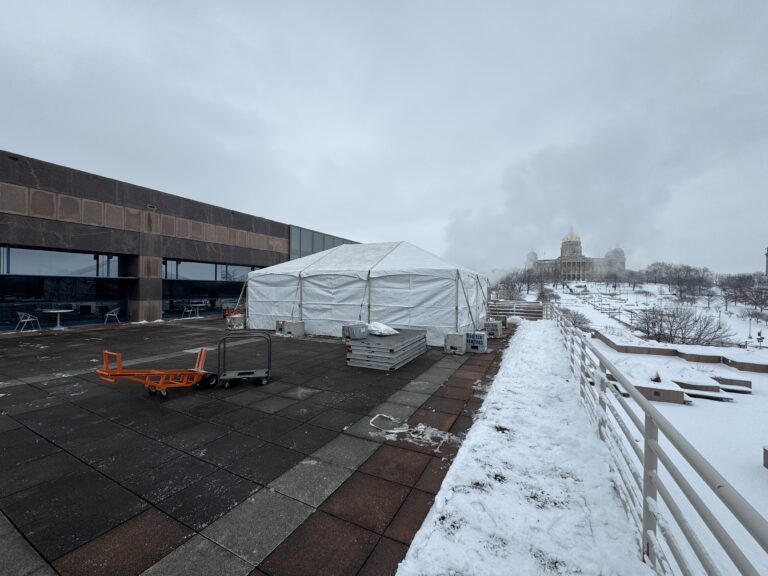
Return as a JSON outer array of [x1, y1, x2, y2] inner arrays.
[[249, 241, 487, 280]]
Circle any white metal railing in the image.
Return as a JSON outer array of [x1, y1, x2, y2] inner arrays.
[[551, 305, 768, 575]]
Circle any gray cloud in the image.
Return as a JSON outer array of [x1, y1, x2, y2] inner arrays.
[[1, 1, 766, 275]]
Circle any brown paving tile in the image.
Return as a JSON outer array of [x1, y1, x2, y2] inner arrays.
[[463, 398, 484, 416], [53, 508, 193, 576], [415, 457, 451, 494], [248, 570, 269, 576], [320, 472, 409, 534], [259, 511, 378, 576], [408, 408, 458, 432], [359, 445, 431, 487], [384, 437, 459, 460], [422, 396, 465, 415], [358, 537, 408, 576], [450, 415, 474, 437], [445, 376, 478, 390], [384, 489, 434, 545], [434, 385, 473, 401]]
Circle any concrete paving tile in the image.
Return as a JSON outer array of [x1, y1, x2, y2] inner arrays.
[[190, 432, 265, 467], [401, 380, 442, 395], [228, 443, 305, 485], [368, 402, 417, 420], [308, 408, 359, 432], [53, 508, 193, 576], [387, 390, 431, 408], [415, 457, 451, 496], [0, 451, 87, 499], [203, 489, 313, 565], [1, 395, 68, 416], [0, 528, 51, 576], [118, 410, 198, 440], [157, 469, 259, 531], [249, 395, 298, 414], [359, 445, 431, 487], [273, 423, 338, 455], [0, 511, 14, 537], [269, 458, 352, 507], [0, 428, 60, 468], [312, 434, 380, 470], [259, 512, 378, 576], [239, 413, 300, 442], [358, 536, 409, 576], [410, 372, 448, 386], [310, 390, 350, 406], [123, 454, 218, 504], [0, 384, 50, 409], [336, 417, 387, 443], [72, 428, 153, 465], [161, 421, 229, 452], [320, 472, 409, 534], [141, 535, 253, 576], [384, 489, 435, 545]]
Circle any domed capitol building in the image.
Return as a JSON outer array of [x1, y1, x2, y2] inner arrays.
[[528, 230, 626, 282]]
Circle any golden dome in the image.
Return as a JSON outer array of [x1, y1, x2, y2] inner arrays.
[[562, 228, 581, 243]]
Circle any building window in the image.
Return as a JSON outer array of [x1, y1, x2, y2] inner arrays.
[[0, 246, 117, 277]]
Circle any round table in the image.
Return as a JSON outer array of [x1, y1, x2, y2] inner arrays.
[[38, 309, 75, 330]]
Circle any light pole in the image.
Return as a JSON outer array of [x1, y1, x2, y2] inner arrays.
[[748, 317, 753, 339]]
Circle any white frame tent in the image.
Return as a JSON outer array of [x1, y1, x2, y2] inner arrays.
[[246, 241, 488, 346]]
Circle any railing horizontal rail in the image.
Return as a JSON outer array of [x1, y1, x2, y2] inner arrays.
[[551, 305, 768, 575]]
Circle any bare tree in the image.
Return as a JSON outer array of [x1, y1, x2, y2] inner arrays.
[[633, 306, 735, 345]]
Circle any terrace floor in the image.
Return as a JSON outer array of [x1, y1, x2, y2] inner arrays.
[[0, 318, 508, 575]]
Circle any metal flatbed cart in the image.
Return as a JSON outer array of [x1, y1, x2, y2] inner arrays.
[[217, 331, 272, 388]]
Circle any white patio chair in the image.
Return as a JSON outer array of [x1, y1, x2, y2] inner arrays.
[[104, 307, 120, 324], [16, 312, 41, 332], [181, 305, 195, 319]]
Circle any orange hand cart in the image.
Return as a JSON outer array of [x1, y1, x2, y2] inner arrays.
[[95, 348, 218, 399]]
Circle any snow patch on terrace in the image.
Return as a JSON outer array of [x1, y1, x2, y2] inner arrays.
[[398, 319, 652, 576]]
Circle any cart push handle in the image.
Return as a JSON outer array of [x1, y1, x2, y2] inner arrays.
[[95, 350, 123, 383], [217, 331, 272, 376]]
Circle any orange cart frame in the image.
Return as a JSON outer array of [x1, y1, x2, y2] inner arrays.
[[95, 348, 217, 399]]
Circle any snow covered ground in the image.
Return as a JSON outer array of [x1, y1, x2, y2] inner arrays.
[[398, 320, 652, 576], [558, 283, 768, 362]]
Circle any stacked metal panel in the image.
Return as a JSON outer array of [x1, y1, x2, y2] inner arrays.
[[345, 329, 427, 371]]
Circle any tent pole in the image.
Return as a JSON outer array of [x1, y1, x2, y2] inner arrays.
[[367, 272, 372, 323], [455, 270, 459, 331], [299, 273, 303, 321]]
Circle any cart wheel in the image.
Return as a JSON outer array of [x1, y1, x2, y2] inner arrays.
[[159, 389, 168, 400], [260, 378, 268, 385], [148, 386, 157, 396], [200, 373, 219, 388], [222, 379, 231, 389]]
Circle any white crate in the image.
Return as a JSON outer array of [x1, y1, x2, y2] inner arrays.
[[276, 320, 305, 337], [485, 320, 503, 339], [466, 331, 488, 353], [342, 323, 368, 340], [444, 332, 467, 355]]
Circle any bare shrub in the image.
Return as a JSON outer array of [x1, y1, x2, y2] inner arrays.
[[633, 306, 735, 345], [560, 308, 591, 331]]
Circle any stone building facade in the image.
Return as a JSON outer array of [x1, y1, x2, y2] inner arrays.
[[529, 230, 626, 282]]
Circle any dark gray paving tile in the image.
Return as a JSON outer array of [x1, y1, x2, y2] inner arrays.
[[191, 432, 265, 468], [211, 406, 266, 429], [0, 469, 148, 561], [249, 395, 298, 414], [0, 451, 87, 498], [123, 454, 218, 504], [228, 443, 305, 485], [273, 424, 338, 455], [161, 422, 228, 452], [157, 469, 259, 531], [239, 413, 300, 442], [308, 408, 361, 432], [276, 399, 328, 423], [0, 428, 60, 468], [95, 439, 182, 482]]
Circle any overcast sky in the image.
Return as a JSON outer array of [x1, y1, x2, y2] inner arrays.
[[1, 1, 766, 277]]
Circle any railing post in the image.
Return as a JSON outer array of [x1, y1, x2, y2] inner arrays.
[[642, 414, 659, 567], [597, 361, 607, 441]]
